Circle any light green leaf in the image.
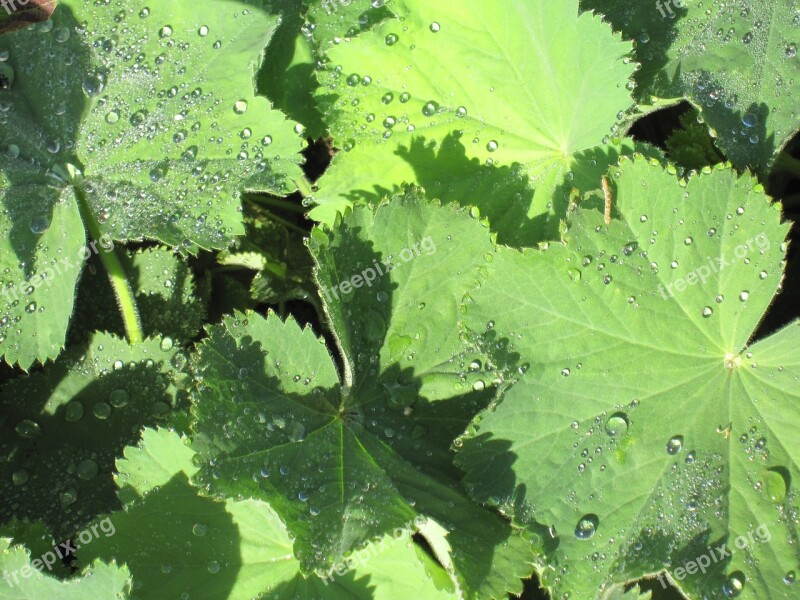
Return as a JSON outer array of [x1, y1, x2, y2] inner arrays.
[[581, 0, 800, 171], [312, 0, 636, 245], [0, 538, 129, 599], [191, 195, 537, 598], [0, 332, 182, 538], [0, 184, 85, 368], [306, 0, 399, 47], [0, 0, 304, 367], [457, 157, 797, 599], [82, 427, 457, 600]]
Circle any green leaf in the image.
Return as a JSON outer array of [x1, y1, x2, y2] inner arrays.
[[82, 427, 457, 599], [0, 537, 129, 599], [0, 184, 85, 368], [0, 332, 182, 538], [311, 0, 636, 245], [581, 0, 800, 171], [456, 156, 798, 599], [665, 110, 725, 172], [257, 3, 326, 139], [0, 0, 304, 367], [306, 0, 399, 47], [218, 206, 317, 308], [191, 194, 537, 598]]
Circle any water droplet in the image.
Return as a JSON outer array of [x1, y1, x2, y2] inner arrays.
[[786, 43, 798, 58], [93, 402, 111, 420], [198, 25, 209, 37], [766, 469, 788, 504], [29, 215, 50, 235], [741, 113, 756, 128], [399, 92, 410, 103], [722, 572, 745, 598], [784, 571, 796, 585], [25, 301, 36, 314], [455, 106, 468, 117], [422, 101, 439, 117], [15, 419, 41, 439], [486, 140, 498, 152], [702, 306, 713, 318], [77, 458, 99, 480], [160, 337, 174, 351], [707, 227, 717, 236], [605, 413, 629, 436], [684, 236, 693, 245], [12, 470, 29, 486], [561, 368, 571, 377], [65, 401, 84, 422], [109, 388, 129, 408], [159, 25, 173, 38], [575, 514, 599, 539], [233, 100, 248, 114], [385, 33, 398, 46], [429, 22, 441, 32], [666, 435, 684, 455], [207, 560, 220, 574], [193, 523, 208, 536], [602, 275, 613, 285], [739, 291, 750, 302], [60, 488, 77, 507], [139, 7, 150, 18], [82, 73, 106, 97]]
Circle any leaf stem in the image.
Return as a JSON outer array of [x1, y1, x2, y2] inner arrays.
[[262, 209, 308, 235], [249, 194, 307, 213], [294, 175, 314, 198], [74, 184, 143, 345]]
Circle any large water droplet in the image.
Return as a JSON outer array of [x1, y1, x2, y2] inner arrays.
[[15, 419, 41, 438], [574, 514, 599, 539], [77, 458, 99, 480], [605, 413, 629, 436], [722, 572, 745, 598], [666, 435, 684, 455]]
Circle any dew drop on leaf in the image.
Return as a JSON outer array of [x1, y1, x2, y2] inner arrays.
[[64, 401, 85, 422], [93, 402, 112, 420], [15, 419, 41, 439], [666, 435, 684, 455], [605, 413, 628, 436], [722, 572, 745, 597], [574, 514, 599, 540], [77, 458, 99, 480], [29, 216, 50, 235]]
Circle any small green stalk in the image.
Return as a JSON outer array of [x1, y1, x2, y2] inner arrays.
[[74, 182, 143, 345]]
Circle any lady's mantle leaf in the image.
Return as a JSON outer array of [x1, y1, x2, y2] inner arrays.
[[582, 0, 800, 172], [456, 157, 798, 599], [191, 195, 536, 598], [80, 427, 457, 599], [312, 0, 636, 245], [0, 0, 303, 368], [0, 538, 130, 598], [0, 332, 183, 539]]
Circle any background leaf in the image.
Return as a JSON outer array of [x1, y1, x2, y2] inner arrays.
[[457, 157, 796, 599]]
